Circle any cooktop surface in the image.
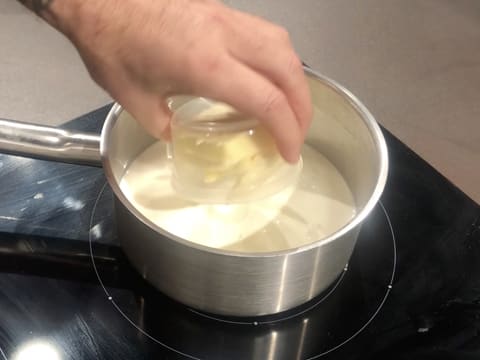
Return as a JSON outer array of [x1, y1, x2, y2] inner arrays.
[[0, 106, 478, 360]]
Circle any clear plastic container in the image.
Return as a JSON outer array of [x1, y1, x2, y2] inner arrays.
[[169, 97, 302, 204]]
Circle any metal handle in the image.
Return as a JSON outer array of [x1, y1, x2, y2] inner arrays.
[[0, 118, 102, 167]]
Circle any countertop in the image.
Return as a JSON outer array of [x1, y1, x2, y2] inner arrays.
[[1, 0, 479, 203]]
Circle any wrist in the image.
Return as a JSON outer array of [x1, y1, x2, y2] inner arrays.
[[44, 0, 112, 44], [43, 0, 83, 38]]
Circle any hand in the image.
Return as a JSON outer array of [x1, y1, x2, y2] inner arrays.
[[57, 0, 312, 162]]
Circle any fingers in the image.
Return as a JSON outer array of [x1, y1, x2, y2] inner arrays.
[[90, 63, 173, 140], [226, 10, 313, 138], [115, 85, 172, 140], [190, 54, 302, 163]]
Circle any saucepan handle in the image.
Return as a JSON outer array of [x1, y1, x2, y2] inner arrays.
[[0, 118, 102, 167]]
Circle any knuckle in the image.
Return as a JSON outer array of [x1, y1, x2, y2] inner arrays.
[[274, 26, 291, 43], [251, 37, 266, 52], [185, 51, 211, 73], [262, 88, 286, 114], [204, 6, 228, 27], [184, 51, 224, 93], [286, 53, 303, 74], [201, 54, 223, 73]]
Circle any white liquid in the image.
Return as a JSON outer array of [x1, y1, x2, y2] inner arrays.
[[119, 142, 357, 253]]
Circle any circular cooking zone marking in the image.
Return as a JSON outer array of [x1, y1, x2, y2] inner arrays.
[[89, 184, 396, 359]]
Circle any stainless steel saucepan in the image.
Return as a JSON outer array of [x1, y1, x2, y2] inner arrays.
[[0, 68, 388, 316]]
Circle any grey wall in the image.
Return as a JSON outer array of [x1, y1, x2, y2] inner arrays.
[[1, 0, 479, 202]]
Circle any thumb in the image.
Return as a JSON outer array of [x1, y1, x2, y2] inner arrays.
[[116, 87, 172, 140]]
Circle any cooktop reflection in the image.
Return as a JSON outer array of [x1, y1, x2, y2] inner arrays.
[[0, 105, 479, 360]]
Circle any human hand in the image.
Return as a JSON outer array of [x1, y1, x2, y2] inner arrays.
[[55, 0, 312, 162]]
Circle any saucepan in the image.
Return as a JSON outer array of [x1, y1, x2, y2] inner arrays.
[[0, 67, 388, 316]]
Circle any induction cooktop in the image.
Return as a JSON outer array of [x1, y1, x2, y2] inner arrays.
[[0, 105, 478, 360]]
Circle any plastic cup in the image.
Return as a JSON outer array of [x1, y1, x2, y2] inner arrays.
[[169, 97, 302, 204]]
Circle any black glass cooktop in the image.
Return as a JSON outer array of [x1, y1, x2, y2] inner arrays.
[[0, 106, 479, 360]]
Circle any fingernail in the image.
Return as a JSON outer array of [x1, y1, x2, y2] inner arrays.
[[284, 148, 301, 164]]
